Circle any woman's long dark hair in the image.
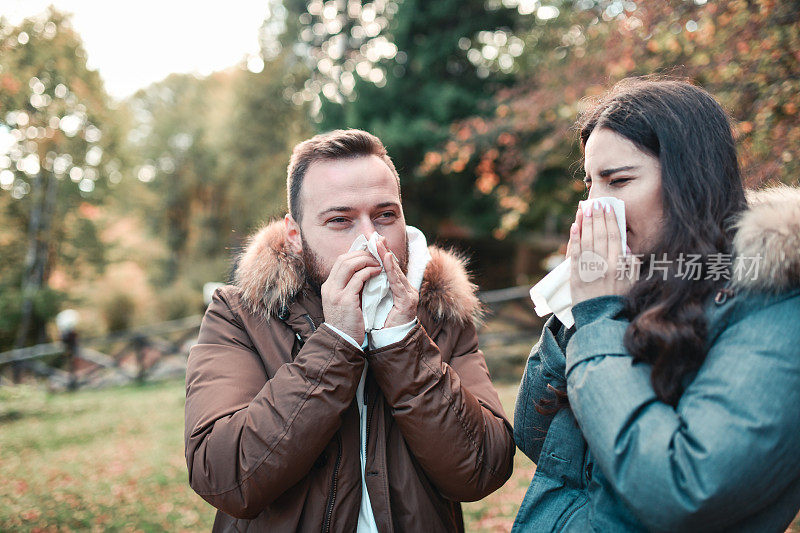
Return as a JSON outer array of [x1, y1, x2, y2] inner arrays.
[[583, 77, 747, 405], [542, 77, 747, 410]]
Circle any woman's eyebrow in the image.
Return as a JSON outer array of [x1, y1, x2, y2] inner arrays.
[[598, 165, 637, 177]]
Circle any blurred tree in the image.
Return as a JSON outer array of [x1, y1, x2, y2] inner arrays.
[[0, 9, 124, 356], [126, 72, 233, 284], [220, 54, 313, 243], [421, 0, 609, 240], [221, 2, 313, 244], [294, 0, 520, 236], [126, 2, 312, 286], [425, 0, 800, 240]]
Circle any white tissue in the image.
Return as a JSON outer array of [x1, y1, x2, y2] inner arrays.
[[529, 197, 627, 329], [348, 226, 432, 331]]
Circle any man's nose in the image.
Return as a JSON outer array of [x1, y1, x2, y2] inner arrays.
[[356, 216, 376, 236]]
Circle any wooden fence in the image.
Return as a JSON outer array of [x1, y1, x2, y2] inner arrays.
[[0, 285, 535, 390], [0, 315, 202, 390]]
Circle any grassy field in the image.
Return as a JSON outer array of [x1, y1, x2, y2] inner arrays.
[[0, 380, 797, 532], [0, 379, 532, 532], [0, 381, 211, 531]]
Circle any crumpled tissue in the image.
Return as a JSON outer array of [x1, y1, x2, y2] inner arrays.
[[529, 197, 627, 329], [348, 225, 432, 331]]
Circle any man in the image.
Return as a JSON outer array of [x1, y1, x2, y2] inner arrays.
[[184, 129, 514, 532]]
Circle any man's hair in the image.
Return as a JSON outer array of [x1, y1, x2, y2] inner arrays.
[[287, 129, 401, 224]]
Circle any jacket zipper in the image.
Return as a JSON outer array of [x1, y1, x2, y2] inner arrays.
[[302, 313, 317, 333], [313, 312, 338, 533], [292, 315, 317, 351], [365, 387, 370, 448], [299, 311, 338, 532], [322, 433, 342, 533], [365, 379, 375, 457], [559, 495, 589, 529]]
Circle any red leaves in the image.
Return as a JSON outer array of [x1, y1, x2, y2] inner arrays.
[[422, 0, 800, 235]]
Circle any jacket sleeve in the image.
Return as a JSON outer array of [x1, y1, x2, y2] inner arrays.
[[365, 319, 515, 502], [514, 314, 574, 464], [184, 287, 365, 519], [565, 294, 800, 532]]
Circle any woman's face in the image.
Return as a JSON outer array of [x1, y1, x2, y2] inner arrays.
[[583, 127, 664, 255]]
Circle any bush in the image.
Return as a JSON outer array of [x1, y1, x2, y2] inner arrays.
[[158, 283, 204, 321], [102, 292, 137, 333]]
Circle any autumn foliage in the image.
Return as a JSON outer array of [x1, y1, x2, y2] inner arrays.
[[423, 0, 800, 238]]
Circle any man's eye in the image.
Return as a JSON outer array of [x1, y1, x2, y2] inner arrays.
[[328, 217, 349, 224], [375, 212, 397, 223]]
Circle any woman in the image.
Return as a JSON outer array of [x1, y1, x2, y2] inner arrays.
[[513, 78, 800, 532]]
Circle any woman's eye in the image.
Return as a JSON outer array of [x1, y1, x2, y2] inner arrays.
[[582, 178, 592, 188], [610, 178, 630, 186]]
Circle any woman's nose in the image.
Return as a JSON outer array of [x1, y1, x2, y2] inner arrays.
[[587, 187, 614, 201]]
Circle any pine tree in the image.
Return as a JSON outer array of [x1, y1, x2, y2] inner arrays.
[[298, 0, 520, 234]]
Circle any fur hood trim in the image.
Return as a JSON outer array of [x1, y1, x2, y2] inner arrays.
[[232, 222, 482, 325], [732, 185, 800, 292]]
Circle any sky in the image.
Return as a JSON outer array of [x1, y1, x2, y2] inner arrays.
[[3, 0, 270, 100]]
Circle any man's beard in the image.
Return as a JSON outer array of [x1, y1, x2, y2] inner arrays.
[[301, 232, 410, 296], [300, 234, 328, 295]]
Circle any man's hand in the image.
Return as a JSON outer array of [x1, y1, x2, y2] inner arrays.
[[377, 237, 419, 328], [321, 250, 382, 341]]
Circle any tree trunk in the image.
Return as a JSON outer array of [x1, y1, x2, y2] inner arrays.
[[12, 171, 57, 381]]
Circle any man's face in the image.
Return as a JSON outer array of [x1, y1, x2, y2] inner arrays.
[[287, 155, 408, 288]]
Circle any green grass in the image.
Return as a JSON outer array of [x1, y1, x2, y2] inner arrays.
[[0, 380, 797, 532], [0, 381, 212, 531]]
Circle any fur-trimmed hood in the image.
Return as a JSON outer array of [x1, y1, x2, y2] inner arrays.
[[232, 222, 482, 324], [732, 185, 800, 293]]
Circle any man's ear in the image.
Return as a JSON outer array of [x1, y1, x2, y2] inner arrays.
[[284, 214, 303, 254]]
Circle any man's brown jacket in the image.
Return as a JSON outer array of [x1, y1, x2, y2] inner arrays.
[[184, 221, 515, 532]]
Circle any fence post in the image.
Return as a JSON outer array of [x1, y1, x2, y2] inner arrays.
[[62, 330, 78, 391], [133, 334, 147, 384]]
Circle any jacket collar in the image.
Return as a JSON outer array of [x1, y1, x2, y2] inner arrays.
[[232, 221, 483, 325], [732, 185, 800, 293]]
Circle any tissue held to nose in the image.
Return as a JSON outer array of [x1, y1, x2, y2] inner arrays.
[[529, 197, 626, 328], [348, 226, 432, 332], [349, 232, 393, 331]]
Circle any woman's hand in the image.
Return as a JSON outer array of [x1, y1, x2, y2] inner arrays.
[[569, 201, 637, 305]]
